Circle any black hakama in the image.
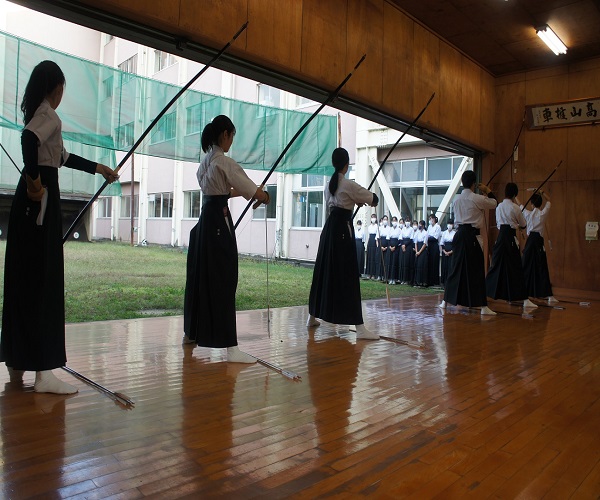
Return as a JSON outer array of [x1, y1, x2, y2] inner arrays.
[[309, 207, 363, 325], [365, 233, 378, 277], [443, 224, 487, 307], [387, 237, 400, 282], [440, 241, 453, 286], [414, 242, 429, 286], [184, 195, 239, 348], [1, 167, 67, 371], [400, 238, 415, 284], [485, 225, 527, 301], [355, 237, 365, 275], [427, 236, 440, 286], [522, 231, 553, 298]]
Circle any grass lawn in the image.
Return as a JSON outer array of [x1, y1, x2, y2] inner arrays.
[[0, 241, 438, 323]]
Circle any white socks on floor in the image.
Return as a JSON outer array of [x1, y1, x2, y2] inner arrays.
[[547, 296, 559, 303], [182, 334, 195, 345], [438, 300, 446, 309], [34, 370, 78, 394], [355, 324, 379, 340], [480, 306, 497, 315], [226, 346, 256, 364], [306, 315, 320, 327], [7, 366, 24, 382], [523, 299, 538, 309]]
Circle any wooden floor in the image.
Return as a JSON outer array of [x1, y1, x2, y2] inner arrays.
[[1, 294, 599, 499]]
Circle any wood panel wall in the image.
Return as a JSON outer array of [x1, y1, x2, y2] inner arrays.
[[493, 58, 600, 293], [75, 0, 495, 153]]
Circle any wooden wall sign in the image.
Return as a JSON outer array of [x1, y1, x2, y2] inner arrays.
[[526, 96, 600, 130]]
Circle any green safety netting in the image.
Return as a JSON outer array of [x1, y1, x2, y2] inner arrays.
[[0, 30, 337, 196]]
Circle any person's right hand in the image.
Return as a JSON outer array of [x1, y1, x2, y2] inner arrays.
[[26, 175, 45, 202]]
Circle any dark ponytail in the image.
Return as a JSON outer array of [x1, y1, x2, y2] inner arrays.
[[21, 60, 65, 125], [201, 114, 236, 153], [329, 147, 349, 196]]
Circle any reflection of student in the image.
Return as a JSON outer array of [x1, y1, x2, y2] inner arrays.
[[307, 148, 379, 340], [365, 215, 379, 279], [521, 191, 556, 302], [440, 220, 456, 287], [399, 218, 415, 284], [354, 219, 366, 276], [1, 61, 119, 394], [486, 183, 537, 309], [426, 215, 441, 286], [439, 171, 497, 314], [413, 220, 429, 287]]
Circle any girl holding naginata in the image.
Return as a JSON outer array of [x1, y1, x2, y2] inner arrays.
[[485, 182, 538, 309], [440, 219, 456, 287], [413, 220, 429, 287], [183, 115, 270, 363], [306, 147, 379, 339], [1, 61, 119, 393], [399, 218, 415, 284], [521, 191, 556, 302], [426, 214, 441, 286], [439, 170, 498, 314], [365, 213, 379, 279]]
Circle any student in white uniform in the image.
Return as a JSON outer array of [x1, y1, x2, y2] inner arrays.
[[521, 191, 556, 302], [307, 148, 379, 339], [365, 214, 379, 279], [386, 216, 402, 284], [1, 61, 119, 394], [426, 214, 442, 286], [183, 115, 270, 363], [354, 219, 366, 276], [413, 220, 429, 287], [486, 182, 537, 308], [440, 219, 456, 287], [399, 218, 415, 284], [378, 215, 390, 282], [439, 170, 498, 314]]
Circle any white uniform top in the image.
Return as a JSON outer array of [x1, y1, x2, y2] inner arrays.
[[495, 198, 526, 229], [413, 228, 428, 245], [427, 223, 441, 242], [24, 99, 69, 168], [401, 225, 414, 240], [388, 225, 402, 239], [355, 226, 365, 241], [440, 229, 456, 245], [379, 224, 391, 242], [197, 146, 256, 199], [367, 223, 379, 239], [521, 202, 551, 237], [325, 173, 373, 211], [452, 188, 497, 229]]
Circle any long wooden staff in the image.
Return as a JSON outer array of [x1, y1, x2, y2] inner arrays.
[[521, 160, 561, 212], [61, 366, 134, 406], [233, 54, 367, 230], [351, 93, 435, 221], [63, 21, 249, 243]]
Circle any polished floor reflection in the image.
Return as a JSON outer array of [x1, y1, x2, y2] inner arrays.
[[1, 294, 599, 498]]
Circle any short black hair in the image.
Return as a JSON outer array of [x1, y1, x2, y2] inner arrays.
[[531, 193, 543, 208], [462, 170, 477, 189], [505, 182, 518, 199]]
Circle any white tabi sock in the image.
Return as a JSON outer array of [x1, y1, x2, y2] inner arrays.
[[226, 346, 256, 364], [547, 296, 559, 303], [355, 324, 379, 340], [306, 315, 320, 327], [182, 334, 195, 345], [34, 370, 78, 394], [438, 300, 446, 309], [523, 299, 538, 309], [480, 306, 497, 316]]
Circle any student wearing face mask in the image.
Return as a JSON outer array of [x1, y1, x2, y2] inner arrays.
[[439, 170, 497, 314], [520, 191, 556, 302], [485, 182, 537, 309], [440, 219, 456, 287], [400, 219, 416, 285], [387, 216, 401, 284], [365, 214, 379, 279], [307, 148, 379, 339], [426, 215, 442, 287], [378, 215, 390, 282], [355, 219, 366, 276], [413, 220, 429, 287]]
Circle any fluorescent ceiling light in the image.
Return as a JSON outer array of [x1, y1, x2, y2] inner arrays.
[[536, 25, 567, 55]]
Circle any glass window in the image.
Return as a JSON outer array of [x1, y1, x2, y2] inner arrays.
[[186, 104, 202, 135], [292, 191, 324, 228], [253, 185, 277, 220], [258, 84, 281, 108], [401, 160, 424, 182], [118, 55, 137, 83], [295, 95, 314, 107], [98, 197, 112, 218], [399, 187, 423, 223], [102, 77, 113, 99], [151, 112, 177, 143], [120, 195, 139, 218], [148, 193, 173, 218], [453, 157, 464, 177], [384, 161, 401, 183], [155, 50, 177, 72], [184, 191, 202, 218], [115, 122, 134, 149], [427, 158, 452, 181], [425, 186, 447, 219], [301, 174, 325, 188]]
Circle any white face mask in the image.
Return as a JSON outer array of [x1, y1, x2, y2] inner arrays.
[[383, 221, 388, 227], [371, 218, 376, 223], [412, 225, 418, 231], [392, 222, 398, 228], [405, 222, 410, 227], [447, 224, 453, 230]]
